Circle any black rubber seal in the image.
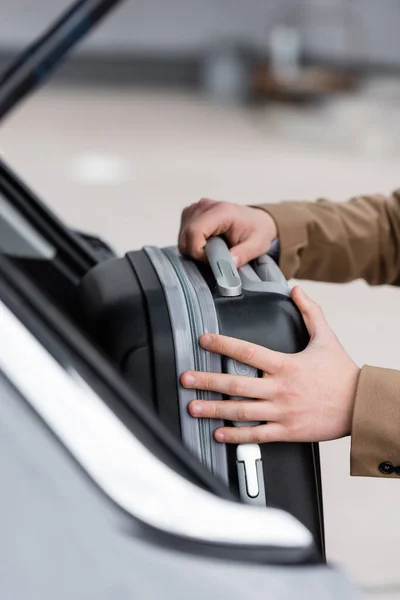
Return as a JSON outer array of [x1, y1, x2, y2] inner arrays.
[[127, 251, 182, 440]]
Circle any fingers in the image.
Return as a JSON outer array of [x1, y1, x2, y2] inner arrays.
[[229, 238, 269, 268], [184, 203, 232, 260], [195, 198, 219, 212], [180, 199, 218, 229], [178, 204, 199, 256], [178, 200, 234, 260], [214, 423, 285, 444], [178, 199, 277, 267], [181, 370, 276, 398], [291, 286, 329, 339], [199, 334, 284, 374], [188, 399, 278, 422]]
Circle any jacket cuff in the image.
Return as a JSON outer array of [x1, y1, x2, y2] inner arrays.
[[251, 202, 309, 279], [351, 365, 400, 478]]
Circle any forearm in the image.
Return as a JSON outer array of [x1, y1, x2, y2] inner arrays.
[[256, 191, 400, 285], [351, 366, 400, 478]]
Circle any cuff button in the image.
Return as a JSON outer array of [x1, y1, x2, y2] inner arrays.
[[379, 462, 394, 475]]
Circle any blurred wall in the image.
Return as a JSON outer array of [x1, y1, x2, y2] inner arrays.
[[0, 0, 400, 68]]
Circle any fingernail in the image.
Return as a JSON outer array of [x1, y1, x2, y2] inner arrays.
[[201, 335, 212, 348], [215, 430, 225, 442], [190, 402, 203, 416], [231, 255, 239, 267], [291, 285, 301, 297], [183, 373, 195, 386]]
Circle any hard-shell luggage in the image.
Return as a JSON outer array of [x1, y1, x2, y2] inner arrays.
[[80, 237, 325, 555]]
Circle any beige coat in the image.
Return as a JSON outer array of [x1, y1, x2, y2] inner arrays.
[[258, 191, 400, 478]]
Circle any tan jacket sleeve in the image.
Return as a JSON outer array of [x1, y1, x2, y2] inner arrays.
[[256, 190, 400, 285], [255, 192, 400, 478], [351, 366, 400, 478]]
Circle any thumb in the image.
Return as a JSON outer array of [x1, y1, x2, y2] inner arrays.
[[230, 239, 268, 268], [291, 286, 329, 340]]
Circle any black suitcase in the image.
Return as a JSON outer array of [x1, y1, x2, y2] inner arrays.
[[80, 237, 325, 556]]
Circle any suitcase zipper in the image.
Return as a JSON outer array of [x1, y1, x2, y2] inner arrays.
[[163, 247, 266, 502], [144, 246, 228, 483], [163, 250, 212, 471]]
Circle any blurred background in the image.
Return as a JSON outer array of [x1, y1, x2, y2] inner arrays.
[[1, 1, 399, 598]]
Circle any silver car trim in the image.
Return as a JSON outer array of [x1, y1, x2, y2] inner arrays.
[[0, 300, 312, 549]]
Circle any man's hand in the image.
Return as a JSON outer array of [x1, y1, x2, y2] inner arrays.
[[181, 286, 360, 444], [178, 198, 277, 268]]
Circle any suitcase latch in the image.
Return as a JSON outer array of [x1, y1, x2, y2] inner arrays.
[[236, 444, 266, 505]]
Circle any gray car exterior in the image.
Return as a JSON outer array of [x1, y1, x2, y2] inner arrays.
[[0, 291, 360, 600]]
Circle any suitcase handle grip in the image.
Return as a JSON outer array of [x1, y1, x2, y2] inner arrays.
[[205, 236, 242, 297], [205, 236, 290, 296]]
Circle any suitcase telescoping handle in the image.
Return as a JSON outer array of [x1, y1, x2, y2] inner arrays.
[[204, 236, 290, 507], [205, 236, 290, 297], [204, 236, 243, 297]]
